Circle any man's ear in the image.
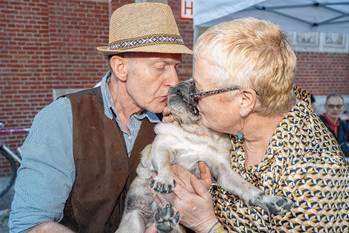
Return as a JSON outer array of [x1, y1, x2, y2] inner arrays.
[[110, 55, 128, 82], [239, 89, 257, 117]]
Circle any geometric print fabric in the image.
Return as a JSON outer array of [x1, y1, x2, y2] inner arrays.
[[210, 87, 349, 232]]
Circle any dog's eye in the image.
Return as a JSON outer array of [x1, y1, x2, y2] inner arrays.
[[190, 106, 199, 116]]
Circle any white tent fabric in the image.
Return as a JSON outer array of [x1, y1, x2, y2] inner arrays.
[[194, 0, 349, 33]]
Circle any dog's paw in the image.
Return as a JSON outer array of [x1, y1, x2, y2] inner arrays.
[[149, 175, 176, 193], [251, 194, 294, 215], [154, 204, 180, 233]]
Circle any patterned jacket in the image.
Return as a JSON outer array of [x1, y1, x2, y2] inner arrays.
[[210, 87, 349, 232]]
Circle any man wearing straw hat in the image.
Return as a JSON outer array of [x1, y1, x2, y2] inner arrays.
[[9, 2, 191, 233]]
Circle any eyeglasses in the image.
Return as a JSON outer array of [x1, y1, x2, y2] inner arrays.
[[189, 84, 241, 104], [327, 104, 344, 109], [176, 82, 240, 116]]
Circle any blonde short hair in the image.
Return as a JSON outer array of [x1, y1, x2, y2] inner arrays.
[[194, 18, 297, 116]]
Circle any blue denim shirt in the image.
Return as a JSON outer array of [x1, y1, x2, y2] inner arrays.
[[9, 72, 160, 233]]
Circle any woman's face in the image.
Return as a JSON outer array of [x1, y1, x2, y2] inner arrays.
[[193, 58, 242, 134]]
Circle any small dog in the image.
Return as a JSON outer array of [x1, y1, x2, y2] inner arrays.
[[116, 80, 293, 233]]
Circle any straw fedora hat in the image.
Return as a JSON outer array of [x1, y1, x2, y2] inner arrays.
[[97, 2, 192, 55]]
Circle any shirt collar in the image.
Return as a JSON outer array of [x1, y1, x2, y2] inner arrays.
[[100, 71, 160, 123], [323, 113, 340, 127], [134, 111, 161, 123]]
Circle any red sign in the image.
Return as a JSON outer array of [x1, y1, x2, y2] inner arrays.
[[181, 0, 193, 20]]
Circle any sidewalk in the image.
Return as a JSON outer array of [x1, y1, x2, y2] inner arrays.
[[0, 176, 14, 233]]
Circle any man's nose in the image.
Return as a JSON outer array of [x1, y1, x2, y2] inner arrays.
[[166, 67, 179, 87]]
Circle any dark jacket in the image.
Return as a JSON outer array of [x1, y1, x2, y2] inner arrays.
[[319, 114, 349, 157]]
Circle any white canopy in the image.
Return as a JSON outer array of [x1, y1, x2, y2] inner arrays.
[[194, 0, 349, 33]]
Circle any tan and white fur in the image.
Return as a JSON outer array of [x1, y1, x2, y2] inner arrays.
[[116, 80, 293, 233]]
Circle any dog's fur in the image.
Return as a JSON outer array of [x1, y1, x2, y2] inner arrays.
[[115, 80, 293, 233]]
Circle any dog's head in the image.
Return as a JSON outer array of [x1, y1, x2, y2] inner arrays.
[[168, 79, 201, 124]]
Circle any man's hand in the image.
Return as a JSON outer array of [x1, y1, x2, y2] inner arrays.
[[29, 222, 75, 233], [162, 107, 175, 123]]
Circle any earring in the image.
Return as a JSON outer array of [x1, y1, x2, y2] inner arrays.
[[235, 131, 244, 141], [235, 117, 245, 142]]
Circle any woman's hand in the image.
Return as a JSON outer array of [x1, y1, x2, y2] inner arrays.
[[144, 224, 157, 233], [170, 162, 218, 233]]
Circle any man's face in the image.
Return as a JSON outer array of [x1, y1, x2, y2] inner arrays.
[[125, 53, 181, 113], [325, 96, 344, 121]]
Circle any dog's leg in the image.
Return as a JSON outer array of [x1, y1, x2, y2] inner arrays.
[[210, 160, 293, 215], [115, 176, 154, 233], [116, 210, 146, 233], [149, 136, 177, 194], [154, 204, 180, 233]]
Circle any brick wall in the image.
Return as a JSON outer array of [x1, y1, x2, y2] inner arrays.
[[295, 52, 349, 95], [0, 0, 110, 174], [1, 0, 109, 150], [168, 0, 193, 80]]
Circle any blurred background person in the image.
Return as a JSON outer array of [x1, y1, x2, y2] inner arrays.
[[319, 94, 349, 157], [341, 110, 349, 125]]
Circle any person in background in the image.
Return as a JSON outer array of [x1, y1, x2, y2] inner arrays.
[[166, 18, 349, 233], [319, 94, 349, 157], [342, 110, 349, 124], [9, 3, 192, 233]]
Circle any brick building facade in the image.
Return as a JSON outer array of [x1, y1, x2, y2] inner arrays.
[[0, 0, 349, 174]]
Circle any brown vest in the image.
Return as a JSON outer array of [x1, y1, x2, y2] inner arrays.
[[60, 87, 156, 233]]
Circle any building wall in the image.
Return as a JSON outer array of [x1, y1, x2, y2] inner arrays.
[[0, 0, 108, 174], [296, 52, 349, 95], [168, 0, 193, 80], [0, 0, 110, 155], [0, 0, 348, 156]]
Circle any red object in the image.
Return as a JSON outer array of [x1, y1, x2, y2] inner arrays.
[[323, 113, 339, 137]]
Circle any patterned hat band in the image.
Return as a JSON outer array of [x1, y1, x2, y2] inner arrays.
[[109, 34, 184, 50]]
